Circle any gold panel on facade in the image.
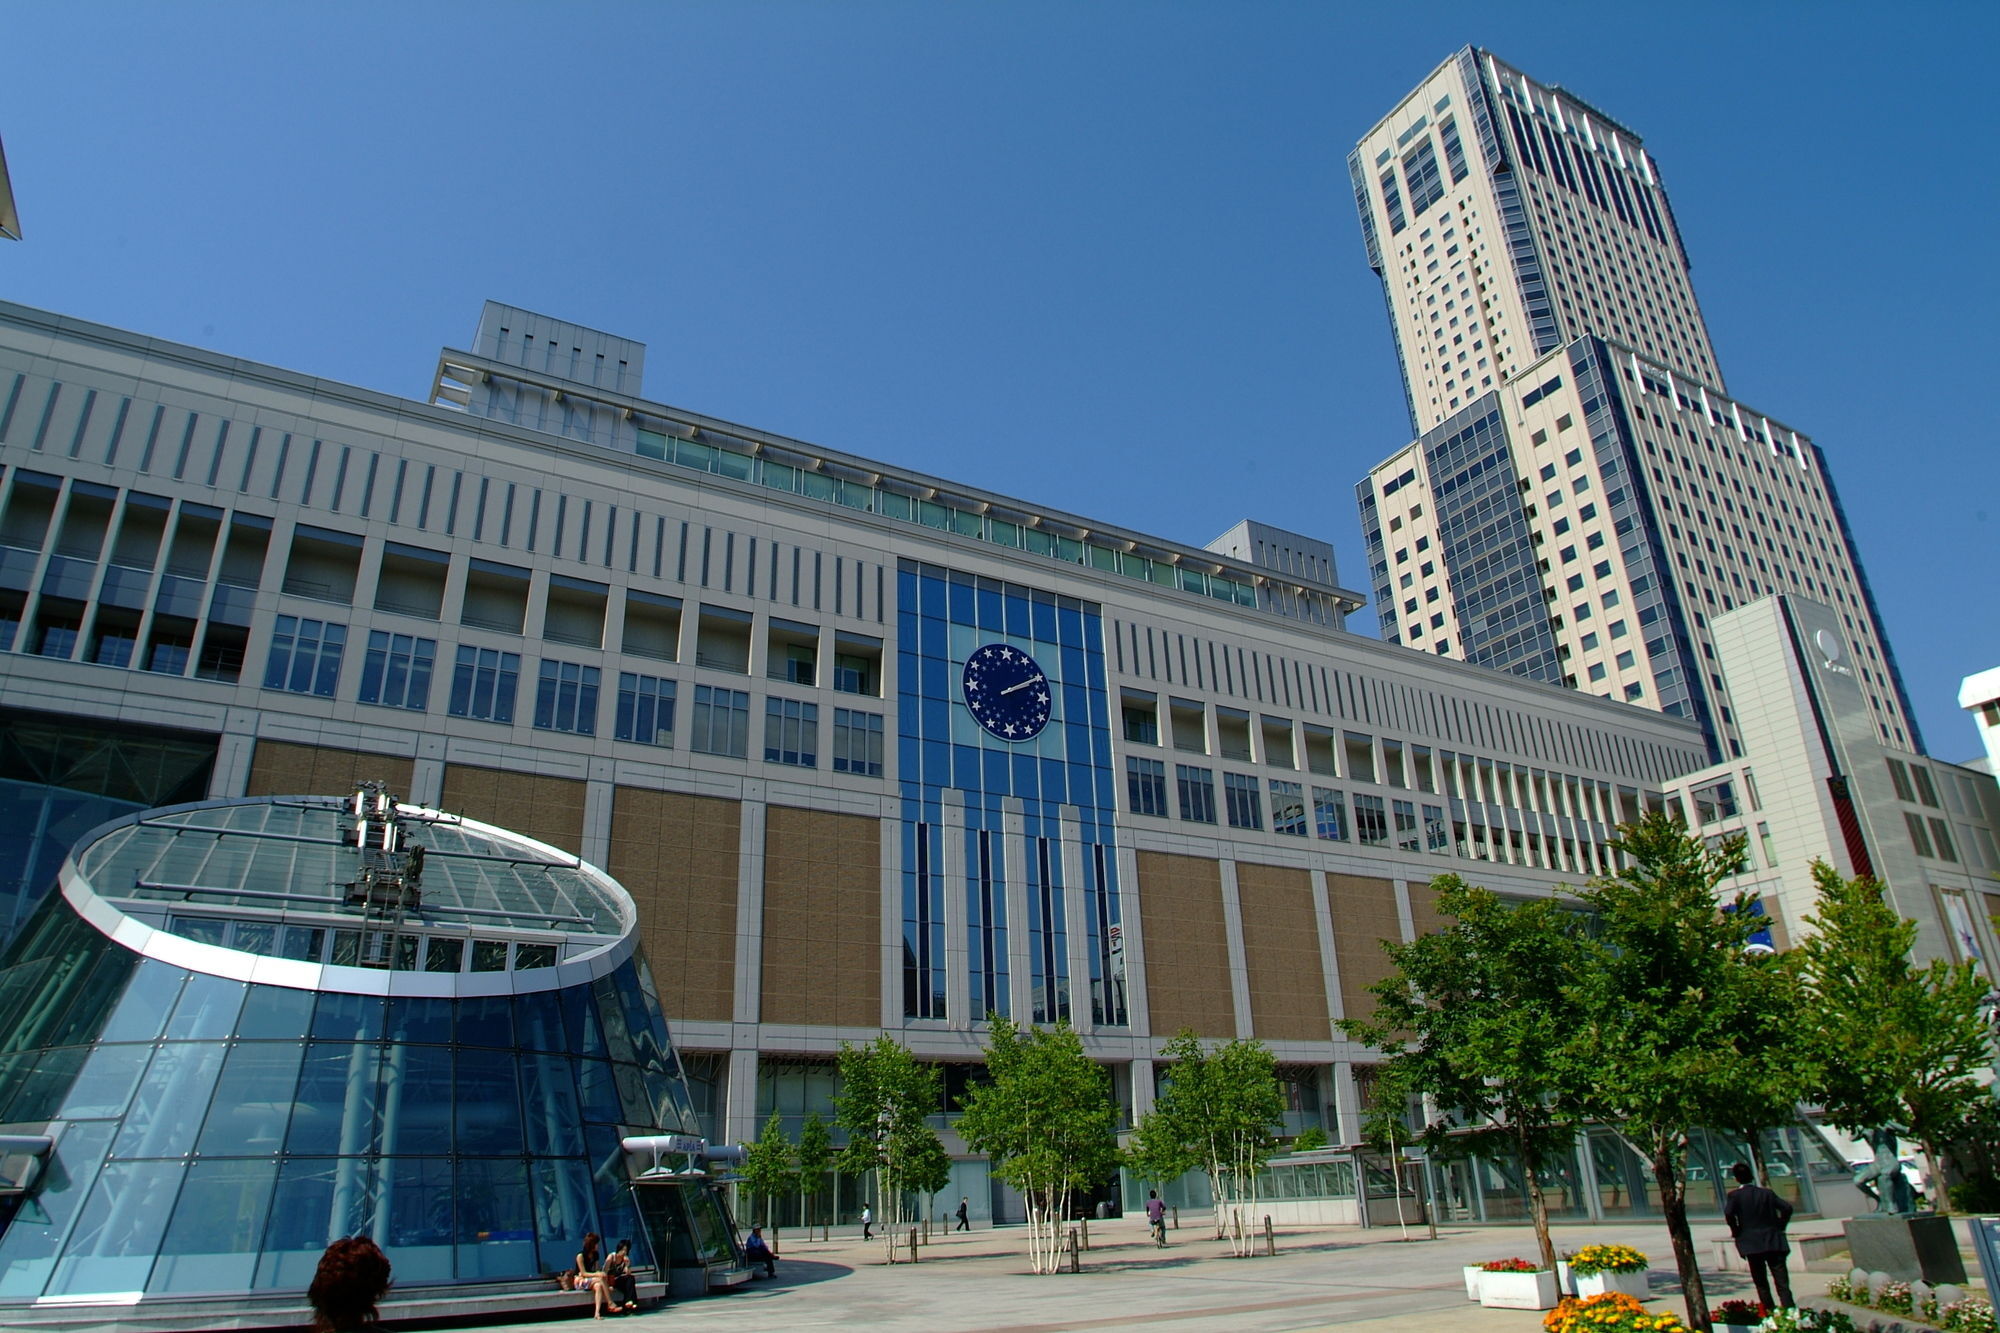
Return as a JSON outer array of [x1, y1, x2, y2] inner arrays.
[[440, 764, 586, 856], [1405, 876, 1448, 940], [245, 740, 413, 802], [1133, 850, 1233, 1037], [609, 786, 741, 1025], [1326, 871, 1404, 1022], [761, 805, 880, 1028], [1234, 862, 1329, 1042]]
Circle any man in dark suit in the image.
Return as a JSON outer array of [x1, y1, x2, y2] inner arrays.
[[1723, 1161, 1795, 1310]]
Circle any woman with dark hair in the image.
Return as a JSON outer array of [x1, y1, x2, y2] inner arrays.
[[308, 1236, 392, 1333], [576, 1232, 609, 1318]]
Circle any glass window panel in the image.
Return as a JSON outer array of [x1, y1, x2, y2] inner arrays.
[[575, 1058, 623, 1125], [97, 961, 187, 1044], [455, 1047, 525, 1155], [584, 1124, 641, 1247], [44, 1159, 185, 1295], [59, 1042, 152, 1121], [0, 1120, 115, 1299], [197, 1041, 306, 1156], [386, 996, 453, 1046], [381, 1157, 454, 1284], [520, 1054, 586, 1157], [381, 1044, 453, 1154], [529, 1158, 597, 1277], [286, 1042, 382, 1156], [471, 940, 510, 972], [234, 985, 316, 1041], [147, 1157, 279, 1293], [425, 937, 464, 973], [455, 1159, 535, 1280], [255, 1157, 374, 1291], [310, 991, 386, 1043], [3, 1047, 87, 1122], [513, 990, 568, 1054], [112, 1042, 228, 1159], [456, 994, 515, 1048], [279, 926, 325, 962]]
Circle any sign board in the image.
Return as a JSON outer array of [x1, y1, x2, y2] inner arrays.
[[1973, 1216, 2000, 1311]]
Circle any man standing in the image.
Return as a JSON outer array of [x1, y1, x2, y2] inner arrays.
[[1145, 1190, 1168, 1248], [955, 1197, 970, 1232], [861, 1204, 873, 1240], [1723, 1162, 1794, 1310]]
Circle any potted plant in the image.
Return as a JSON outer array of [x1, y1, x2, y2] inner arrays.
[[1478, 1257, 1560, 1310], [1462, 1263, 1486, 1300], [1545, 1293, 1693, 1332], [1567, 1242, 1649, 1300], [1709, 1298, 1768, 1333]]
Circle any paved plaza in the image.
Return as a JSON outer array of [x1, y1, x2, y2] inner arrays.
[[496, 1216, 1832, 1332]]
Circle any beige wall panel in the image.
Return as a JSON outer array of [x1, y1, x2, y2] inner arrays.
[[761, 804, 880, 1028], [1235, 861, 1329, 1043], [1327, 871, 1403, 1021], [609, 786, 741, 1024], [1406, 876, 1448, 940], [1134, 850, 1233, 1038], [245, 740, 413, 801], [440, 763, 586, 855]]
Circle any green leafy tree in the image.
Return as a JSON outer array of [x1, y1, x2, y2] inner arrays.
[[739, 1112, 798, 1226], [1128, 1031, 1285, 1256], [1337, 874, 1594, 1270], [957, 1017, 1122, 1273], [1289, 1125, 1329, 1153], [1566, 812, 1768, 1333], [794, 1111, 835, 1233], [1794, 859, 1994, 1199], [834, 1035, 949, 1252]]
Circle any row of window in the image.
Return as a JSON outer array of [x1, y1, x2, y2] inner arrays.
[[265, 617, 884, 774], [1125, 757, 1450, 853]]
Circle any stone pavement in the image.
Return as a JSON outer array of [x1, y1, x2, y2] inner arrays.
[[488, 1215, 1827, 1332]]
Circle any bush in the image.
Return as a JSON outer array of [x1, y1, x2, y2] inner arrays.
[[1710, 1299, 1767, 1324], [1543, 1292, 1690, 1333], [1567, 1243, 1648, 1276], [1483, 1257, 1544, 1272], [1948, 1175, 2000, 1214]]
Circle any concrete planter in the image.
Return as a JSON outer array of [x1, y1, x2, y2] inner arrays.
[[1574, 1269, 1650, 1300], [1479, 1269, 1560, 1310], [1462, 1265, 1485, 1300]]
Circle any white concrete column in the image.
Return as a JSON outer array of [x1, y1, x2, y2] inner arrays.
[[1217, 858, 1254, 1039], [733, 781, 767, 1026]]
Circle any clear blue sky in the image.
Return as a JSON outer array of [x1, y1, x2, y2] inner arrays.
[[5, 1, 1994, 757]]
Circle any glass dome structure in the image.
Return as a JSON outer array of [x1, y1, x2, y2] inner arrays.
[[0, 788, 717, 1308]]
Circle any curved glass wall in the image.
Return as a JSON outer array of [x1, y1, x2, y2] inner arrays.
[[0, 795, 704, 1304]]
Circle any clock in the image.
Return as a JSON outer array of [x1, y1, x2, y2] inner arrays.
[[961, 642, 1053, 742]]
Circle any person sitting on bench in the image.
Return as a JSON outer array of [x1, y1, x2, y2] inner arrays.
[[743, 1226, 778, 1278]]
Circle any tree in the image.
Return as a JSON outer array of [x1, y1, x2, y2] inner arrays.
[[957, 1017, 1122, 1274], [1566, 812, 1769, 1333], [1128, 1031, 1285, 1256], [795, 1111, 835, 1234], [1289, 1125, 1329, 1153], [833, 1035, 950, 1254], [1336, 874, 1595, 1270], [739, 1112, 798, 1226], [1793, 859, 1994, 1201]]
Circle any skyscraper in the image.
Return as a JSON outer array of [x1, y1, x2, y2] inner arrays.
[[1350, 48, 1917, 761]]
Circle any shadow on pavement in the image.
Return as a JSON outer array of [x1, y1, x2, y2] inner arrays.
[[716, 1259, 854, 1293]]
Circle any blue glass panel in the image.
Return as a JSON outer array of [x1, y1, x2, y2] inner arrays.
[[256, 1157, 373, 1290], [521, 1054, 585, 1156], [592, 974, 634, 1063], [385, 1044, 454, 1153], [148, 1157, 278, 1292], [575, 1058, 623, 1124], [918, 613, 946, 657], [1030, 597, 1057, 642], [975, 586, 1003, 630], [1056, 605, 1083, 647], [953, 742, 983, 791], [584, 1123, 639, 1244], [1040, 757, 1067, 806], [112, 1042, 227, 1158], [896, 647, 917, 693], [563, 986, 607, 1058], [897, 567, 918, 608], [919, 572, 947, 617], [1011, 753, 1038, 801], [197, 1040, 305, 1156], [455, 1047, 524, 1155], [44, 1159, 184, 1295], [982, 748, 1009, 794], [286, 1042, 381, 1155], [919, 660, 948, 710], [0, 1119, 115, 1299], [235, 984, 315, 1041], [455, 994, 514, 1049], [97, 961, 186, 1043], [3, 1047, 85, 1121], [612, 1060, 652, 1124], [164, 973, 246, 1041], [1003, 592, 1029, 636], [386, 996, 453, 1045], [59, 1042, 150, 1120], [947, 579, 974, 624], [310, 991, 385, 1043], [529, 1158, 596, 1275], [456, 1158, 535, 1278], [513, 989, 567, 1053], [381, 1156, 454, 1283]]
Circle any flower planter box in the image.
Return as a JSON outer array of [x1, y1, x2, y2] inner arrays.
[[1715, 1322, 1764, 1333], [1574, 1269, 1649, 1301], [1462, 1265, 1485, 1300], [1555, 1260, 1577, 1295], [1478, 1269, 1560, 1310]]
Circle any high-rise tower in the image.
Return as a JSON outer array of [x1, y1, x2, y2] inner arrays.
[[1351, 48, 1918, 761]]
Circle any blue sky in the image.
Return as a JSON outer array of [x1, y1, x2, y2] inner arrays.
[[5, 1, 1994, 757]]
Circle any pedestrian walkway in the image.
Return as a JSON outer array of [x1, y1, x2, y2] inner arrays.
[[491, 1215, 1828, 1331]]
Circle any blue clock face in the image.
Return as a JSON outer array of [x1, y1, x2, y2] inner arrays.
[[962, 643, 1052, 742]]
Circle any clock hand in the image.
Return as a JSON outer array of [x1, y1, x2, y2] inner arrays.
[[999, 673, 1045, 695]]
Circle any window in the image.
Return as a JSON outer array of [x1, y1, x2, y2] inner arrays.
[[358, 631, 435, 711], [263, 616, 346, 697], [1904, 811, 1934, 859], [1393, 799, 1421, 851], [832, 708, 884, 777], [615, 673, 677, 746], [1224, 773, 1263, 830], [690, 686, 750, 757], [764, 697, 817, 767], [1423, 804, 1449, 853], [449, 646, 520, 723], [534, 659, 600, 735], [1270, 780, 1307, 836], [1176, 765, 1217, 824], [1312, 787, 1347, 841], [1354, 794, 1389, 847], [1127, 757, 1168, 817], [1122, 695, 1160, 745]]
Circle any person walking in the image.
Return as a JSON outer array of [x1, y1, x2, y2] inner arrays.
[[1723, 1161, 1795, 1310], [861, 1204, 873, 1240], [955, 1197, 970, 1232], [1145, 1190, 1167, 1248]]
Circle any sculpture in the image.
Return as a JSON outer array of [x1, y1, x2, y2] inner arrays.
[[1852, 1128, 1915, 1214]]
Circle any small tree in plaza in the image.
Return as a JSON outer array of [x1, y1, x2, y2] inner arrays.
[[833, 1035, 950, 1253], [794, 1111, 835, 1233], [1337, 874, 1595, 1271], [957, 1017, 1122, 1274], [1128, 1031, 1285, 1256], [1793, 859, 1994, 1199], [739, 1112, 798, 1226]]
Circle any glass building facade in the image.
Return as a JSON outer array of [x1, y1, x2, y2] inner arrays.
[[0, 792, 720, 1310]]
